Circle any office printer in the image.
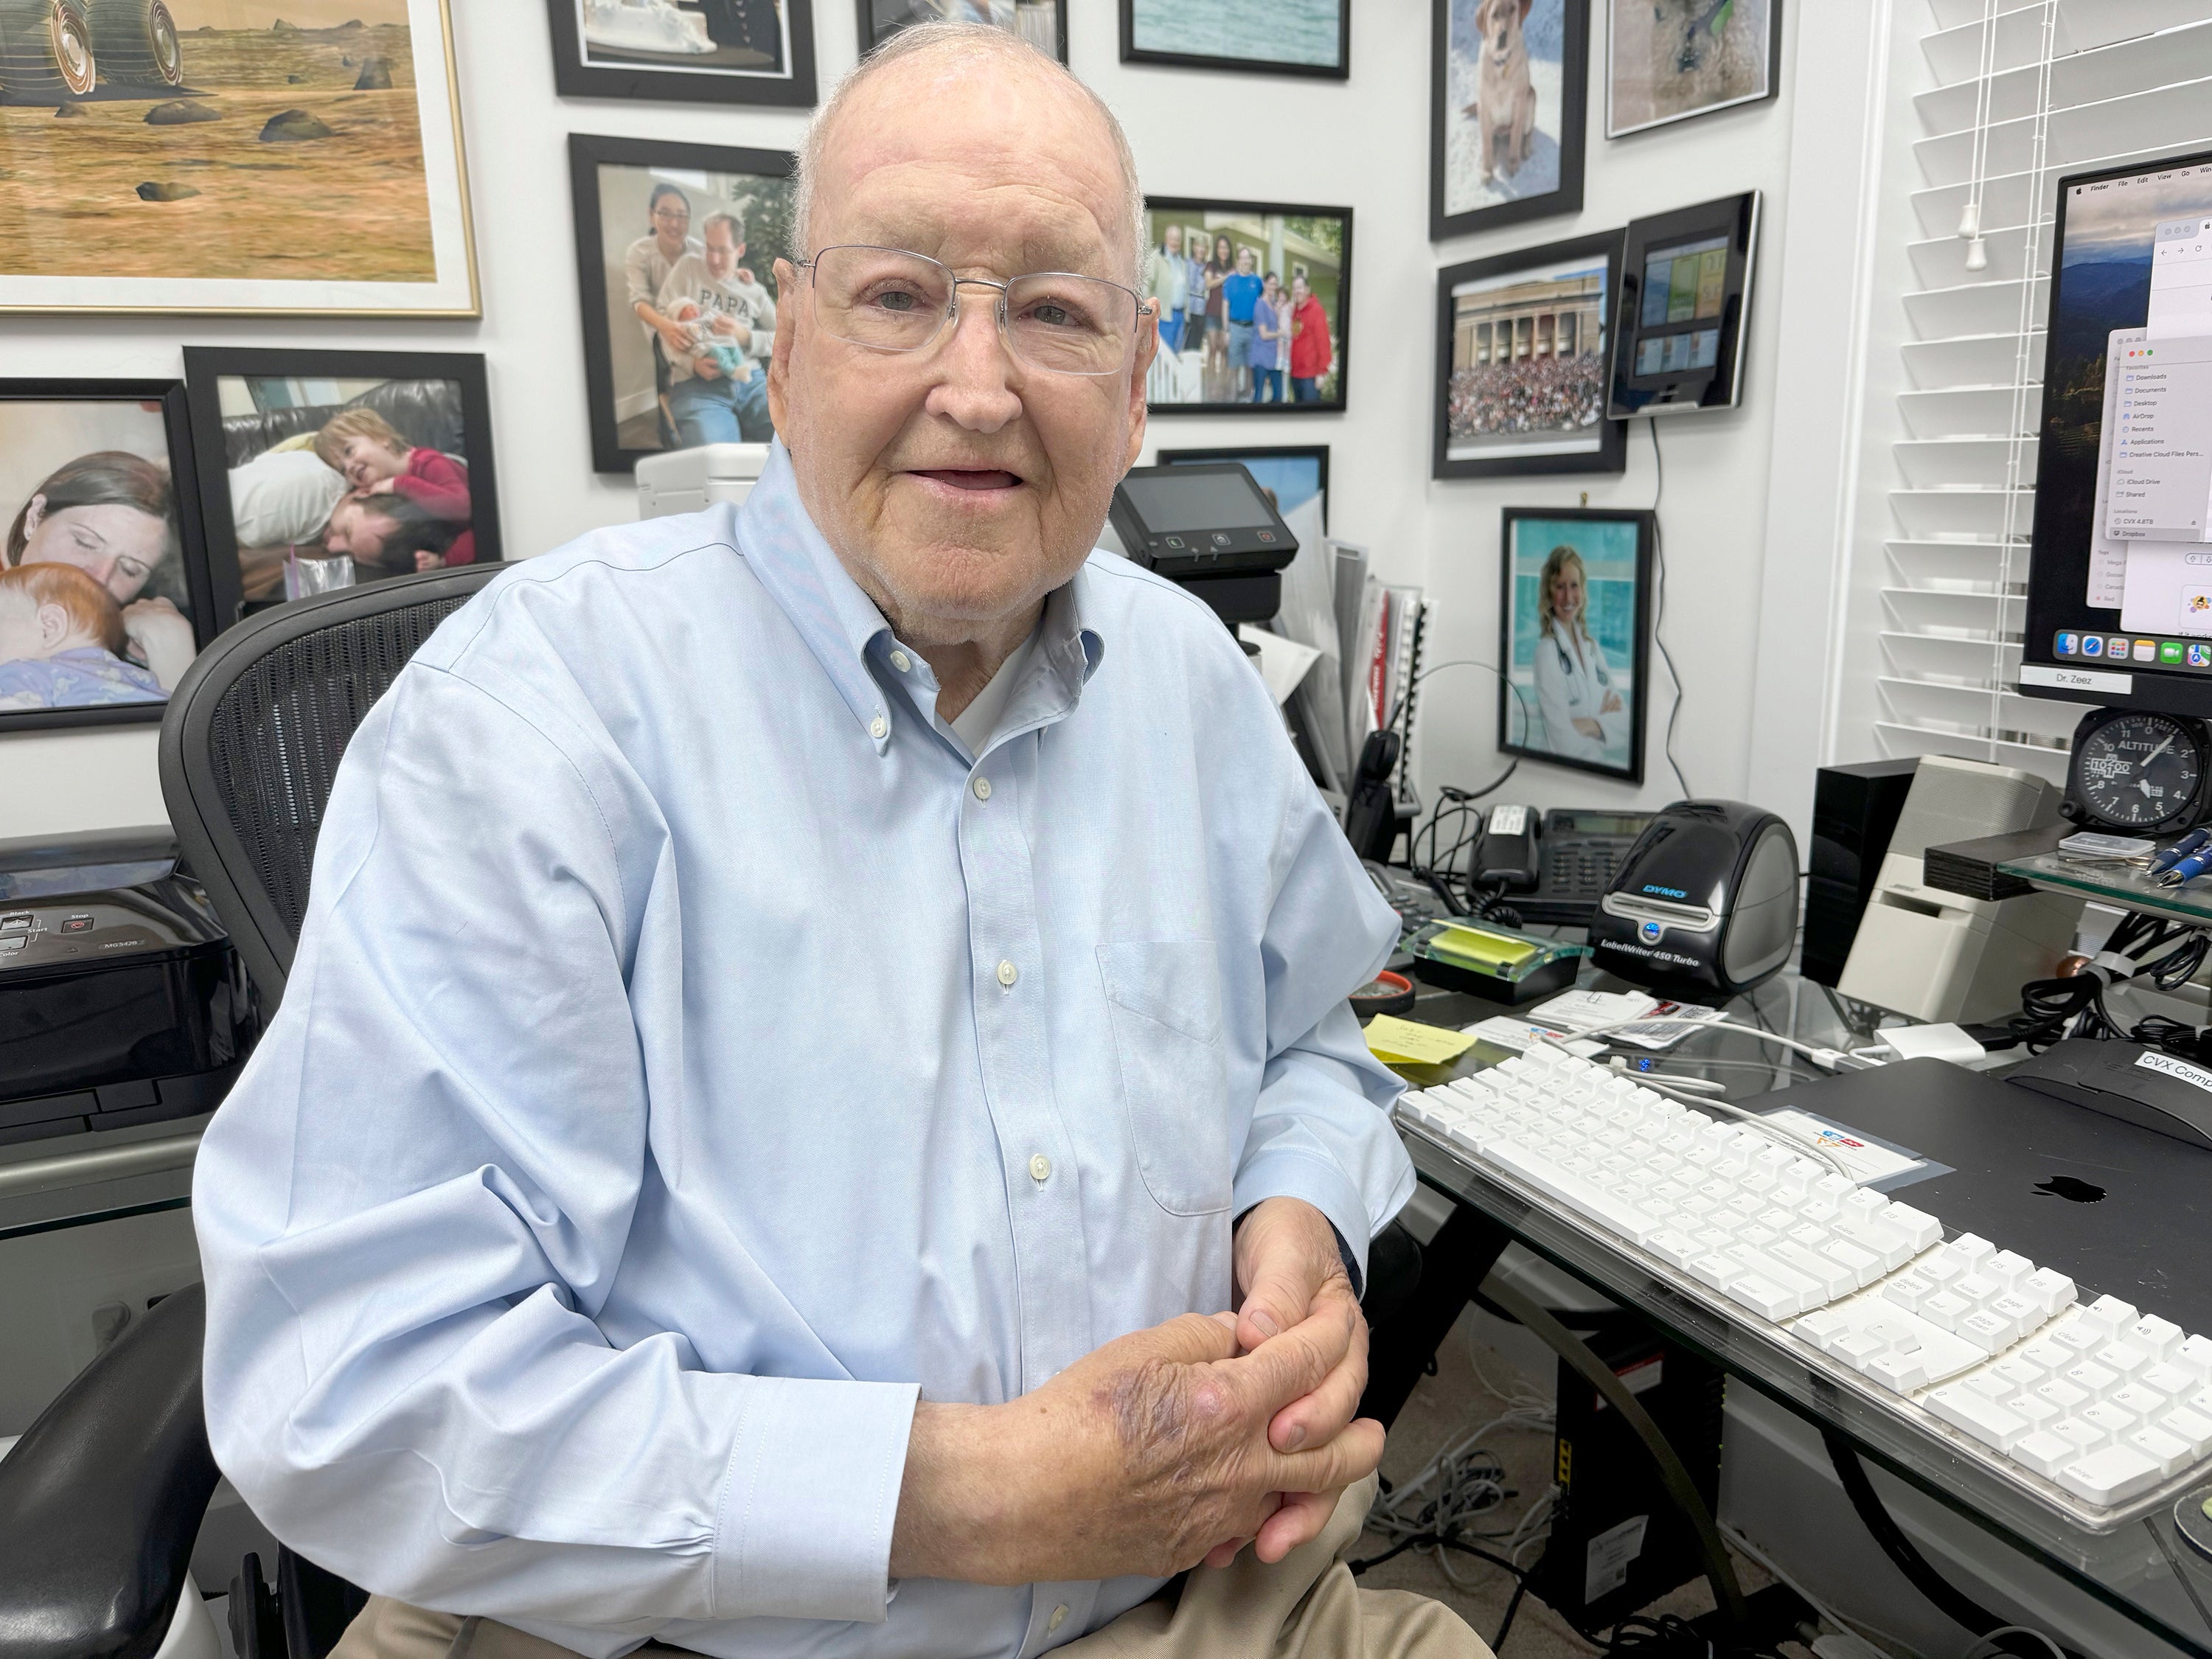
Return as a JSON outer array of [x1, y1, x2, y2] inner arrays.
[[0, 831, 256, 1145]]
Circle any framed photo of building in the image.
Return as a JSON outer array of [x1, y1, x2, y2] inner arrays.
[[1431, 0, 1589, 241], [1500, 507, 1651, 783], [1606, 0, 1780, 138], [1120, 0, 1347, 78], [181, 348, 501, 629], [1434, 231, 1625, 479], [0, 0, 478, 317], [1158, 445, 1329, 532], [549, 0, 818, 105], [0, 380, 212, 732], [568, 134, 794, 475], [1142, 198, 1351, 414], [865, 0, 1065, 64]]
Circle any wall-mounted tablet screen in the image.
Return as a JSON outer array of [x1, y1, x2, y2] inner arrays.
[[1609, 192, 1760, 417]]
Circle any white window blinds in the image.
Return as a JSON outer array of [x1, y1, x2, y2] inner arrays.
[[1874, 0, 2212, 783]]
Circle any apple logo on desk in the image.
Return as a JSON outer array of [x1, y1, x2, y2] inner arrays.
[[2034, 1174, 2107, 1203]]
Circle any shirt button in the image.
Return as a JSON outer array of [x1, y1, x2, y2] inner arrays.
[[869, 714, 888, 740], [890, 650, 911, 672], [1048, 1604, 1069, 1632], [1030, 1153, 1052, 1182], [972, 776, 992, 801], [996, 959, 1018, 987]]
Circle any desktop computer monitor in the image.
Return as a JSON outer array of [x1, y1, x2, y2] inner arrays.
[[2022, 147, 2212, 715]]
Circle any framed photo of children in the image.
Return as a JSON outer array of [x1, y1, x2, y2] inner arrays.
[[1433, 230, 1625, 479], [569, 134, 793, 474], [547, 0, 818, 107], [0, 380, 212, 732], [1431, 0, 1589, 241], [1499, 507, 1652, 782], [1606, 0, 1779, 138], [181, 348, 501, 628], [864, 0, 1065, 64], [1120, 0, 1348, 77], [0, 0, 479, 318], [1142, 199, 1351, 414]]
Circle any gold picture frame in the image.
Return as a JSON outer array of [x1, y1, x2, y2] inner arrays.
[[0, 0, 479, 319]]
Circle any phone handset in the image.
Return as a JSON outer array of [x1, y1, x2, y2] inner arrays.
[[1472, 803, 1542, 894]]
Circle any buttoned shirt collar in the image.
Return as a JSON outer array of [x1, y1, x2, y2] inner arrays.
[[740, 442, 1103, 757]]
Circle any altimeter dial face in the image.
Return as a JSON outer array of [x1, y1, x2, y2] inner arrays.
[[2070, 711, 2206, 830]]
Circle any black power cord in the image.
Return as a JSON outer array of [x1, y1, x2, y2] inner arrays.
[[1647, 422, 1692, 801]]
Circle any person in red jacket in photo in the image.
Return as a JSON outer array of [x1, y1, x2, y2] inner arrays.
[[1287, 272, 1334, 403], [313, 408, 476, 567]]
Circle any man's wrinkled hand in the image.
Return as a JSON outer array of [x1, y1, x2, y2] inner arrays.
[[890, 1302, 1383, 1587]]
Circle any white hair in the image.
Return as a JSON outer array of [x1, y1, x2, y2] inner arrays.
[[791, 21, 1147, 287]]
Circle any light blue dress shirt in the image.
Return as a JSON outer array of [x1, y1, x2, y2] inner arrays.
[[194, 443, 1413, 1659]]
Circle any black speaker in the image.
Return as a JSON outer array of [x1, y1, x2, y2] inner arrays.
[[1802, 758, 1919, 987]]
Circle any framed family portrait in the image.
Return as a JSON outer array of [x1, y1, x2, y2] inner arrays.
[[181, 348, 501, 629], [1607, 0, 1780, 138], [1141, 198, 1352, 415], [1434, 230, 1624, 479], [1500, 507, 1651, 783], [1158, 445, 1329, 532], [568, 134, 794, 475], [1120, 0, 1347, 77], [0, 381, 212, 732], [864, 0, 1065, 64], [547, 0, 818, 105], [1431, 0, 1588, 241], [0, 0, 477, 317]]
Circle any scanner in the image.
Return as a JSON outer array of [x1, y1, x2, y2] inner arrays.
[[1107, 463, 1298, 626], [2006, 1038, 2212, 1152]]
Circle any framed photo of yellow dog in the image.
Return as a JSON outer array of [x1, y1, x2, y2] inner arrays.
[[1430, 0, 1589, 242], [0, 0, 477, 317]]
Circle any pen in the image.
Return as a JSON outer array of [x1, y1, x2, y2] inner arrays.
[[2160, 843, 2212, 886], [2150, 827, 2212, 877]]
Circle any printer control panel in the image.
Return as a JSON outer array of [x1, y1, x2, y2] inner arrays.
[[0, 900, 195, 973]]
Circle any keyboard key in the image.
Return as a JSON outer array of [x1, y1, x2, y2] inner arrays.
[[1885, 1203, 1944, 1252], [1950, 1233, 1996, 1266], [1885, 1273, 1935, 1313], [2176, 1335, 2212, 1380], [1964, 1371, 2017, 1403], [1983, 1249, 2034, 1288], [2064, 1360, 2120, 1397], [1927, 1384, 2028, 1451], [1794, 1307, 1849, 1349], [2057, 1444, 2163, 1506], [2130, 1316, 2185, 1361], [1773, 1240, 1856, 1300], [2012, 1429, 2079, 1478], [2143, 1363, 2197, 1400], [1958, 1311, 2014, 1354], [2020, 1339, 2073, 1372], [2011, 1393, 2061, 1427], [1922, 1292, 1972, 1332], [2052, 1321, 2105, 1355], [2019, 1269, 2078, 1316], [2161, 1406, 2212, 1457], [2081, 1295, 2140, 1336], [2080, 1400, 2140, 1439], [1952, 1273, 2001, 1307], [1865, 1350, 1927, 1393], [1992, 1354, 2048, 1389], [1725, 1275, 1801, 1321], [2095, 1343, 2150, 1379], [2129, 1424, 2194, 1477], [2112, 1382, 2172, 1420], [2053, 1416, 2108, 1455], [1920, 1253, 1966, 1284], [1986, 1294, 2040, 1334], [2036, 1379, 2090, 1413], [1832, 1329, 1891, 1368], [1821, 1237, 1885, 1287]]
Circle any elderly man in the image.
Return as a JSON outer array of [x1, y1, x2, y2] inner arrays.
[[195, 24, 1484, 1659]]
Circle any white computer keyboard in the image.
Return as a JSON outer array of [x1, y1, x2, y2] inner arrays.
[[1397, 1043, 2212, 1520]]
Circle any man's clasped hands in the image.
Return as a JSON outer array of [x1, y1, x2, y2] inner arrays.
[[890, 1195, 1388, 1586]]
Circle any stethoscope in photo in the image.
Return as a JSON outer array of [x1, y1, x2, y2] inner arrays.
[[1547, 628, 1613, 703]]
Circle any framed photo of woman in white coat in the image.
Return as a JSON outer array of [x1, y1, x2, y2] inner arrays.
[[1499, 507, 1652, 782]]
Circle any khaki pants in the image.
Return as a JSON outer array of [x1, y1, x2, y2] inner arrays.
[[329, 1478, 1492, 1659]]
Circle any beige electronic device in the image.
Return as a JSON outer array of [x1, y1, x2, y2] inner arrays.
[[1838, 756, 2083, 1023], [635, 442, 771, 519]]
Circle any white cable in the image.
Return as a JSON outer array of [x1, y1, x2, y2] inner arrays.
[[1534, 1014, 1868, 1072], [1964, 1626, 2068, 1659]]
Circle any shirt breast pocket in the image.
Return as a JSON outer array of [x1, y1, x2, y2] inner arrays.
[[1097, 939, 1237, 1217]]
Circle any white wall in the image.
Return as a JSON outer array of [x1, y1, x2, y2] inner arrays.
[[0, 1, 1804, 846]]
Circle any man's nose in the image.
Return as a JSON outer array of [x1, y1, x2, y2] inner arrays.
[[924, 293, 1021, 434]]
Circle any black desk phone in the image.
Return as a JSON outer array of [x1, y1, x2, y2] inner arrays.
[[1471, 806, 1657, 927]]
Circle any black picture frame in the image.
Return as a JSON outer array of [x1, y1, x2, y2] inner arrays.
[[0, 379, 211, 734], [569, 133, 796, 476], [1604, 0, 1781, 139], [1498, 506, 1652, 784], [1144, 197, 1352, 417], [1157, 445, 1330, 532], [1119, 0, 1347, 78], [1434, 230, 1625, 480], [181, 347, 502, 633], [864, 0, 1068, 63], [546, 0, 818, 107], [1430, 0, 1589, 242]]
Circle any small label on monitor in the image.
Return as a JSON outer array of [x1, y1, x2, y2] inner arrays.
[[2020, 664, 2133, 695]]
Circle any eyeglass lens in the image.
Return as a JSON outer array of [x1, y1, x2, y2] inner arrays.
[[809, 246, 1138, 376]]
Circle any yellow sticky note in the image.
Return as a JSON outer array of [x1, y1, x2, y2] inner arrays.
[[1363, 1015, 1476, 1068]]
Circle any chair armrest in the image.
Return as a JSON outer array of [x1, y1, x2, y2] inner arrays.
[[0, 1282, 218, 1659]]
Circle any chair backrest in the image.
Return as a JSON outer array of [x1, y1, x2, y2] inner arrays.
[[159, 565, 503, 1012]]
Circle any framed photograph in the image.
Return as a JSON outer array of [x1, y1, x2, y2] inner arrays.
[[1607, 0, 1780, 138], [1142, 198, 1351, 415], [0, 0, 477, 318], [0, 381, 211, 732], [181, 348, 501, 630], [866, 0, 1064, 63], [1432, 0, 1588, 241], [1500, 507, 1651, 782], [1121, 0, 1346, 78], [1158, 445, 1329, 532], [569, 134, 793, 475], [548, 0, 817, 106], [1435, 231, 1624, 479]]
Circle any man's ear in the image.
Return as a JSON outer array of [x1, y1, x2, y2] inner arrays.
[[34, 600, 72, 651], [766, 257, 799, 439], [1121, 306, 1157, 475]]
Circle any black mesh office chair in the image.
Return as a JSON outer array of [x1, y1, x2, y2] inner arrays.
[[0, 567, 501, 1659]]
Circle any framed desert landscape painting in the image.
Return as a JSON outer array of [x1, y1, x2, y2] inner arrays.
[[0, 0, 477, 316]]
